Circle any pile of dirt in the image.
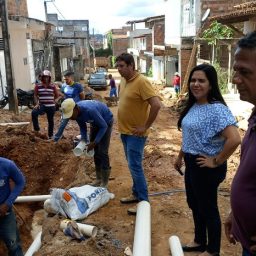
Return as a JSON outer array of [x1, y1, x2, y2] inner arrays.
[[0, 109, 95, 254]]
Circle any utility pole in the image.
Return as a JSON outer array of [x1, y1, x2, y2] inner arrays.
[[92, 28, 95, 69], [44, 1, 48, 21], [0, 0, 18, 113]]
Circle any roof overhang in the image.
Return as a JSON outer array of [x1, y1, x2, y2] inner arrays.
[[126, 15, 165, 24], [209, 1, 256, 25]]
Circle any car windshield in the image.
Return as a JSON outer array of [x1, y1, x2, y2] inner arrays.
[[91, 73, 105, 79]]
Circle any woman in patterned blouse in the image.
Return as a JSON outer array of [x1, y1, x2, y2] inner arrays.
[[174, 64, 241, 256]]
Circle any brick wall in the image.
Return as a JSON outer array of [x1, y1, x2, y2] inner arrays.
[[112, 38, 129, 56], [31, 31, 45, 41], [201, 0, 248, 17], [146, 34, 152, 51], [7, 0, 28, 16], [180, 38, 195, 87], [154, 22, 165, 46]]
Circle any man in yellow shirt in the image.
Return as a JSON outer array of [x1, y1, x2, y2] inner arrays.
[[116, 53, 161, 214]]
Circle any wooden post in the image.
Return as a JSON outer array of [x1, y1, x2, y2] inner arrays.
[[0, 0, 18, 113]]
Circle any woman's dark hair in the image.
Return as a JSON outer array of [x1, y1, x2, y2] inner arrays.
[[116, 53, 135, 70], [177, 63, 226, 130]]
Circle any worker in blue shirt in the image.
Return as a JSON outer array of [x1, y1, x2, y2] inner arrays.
[[61, 98, 113, 188], [0, 157, 25, 256], [54, 70, 85, 142]]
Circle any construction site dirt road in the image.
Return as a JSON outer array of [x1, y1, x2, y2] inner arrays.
[[0, 75, 244, 255]]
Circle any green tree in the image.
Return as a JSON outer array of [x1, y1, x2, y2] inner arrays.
[[202, 21, 233, 46], [95, 48, 112, 57], [202, 21, 234, 93]]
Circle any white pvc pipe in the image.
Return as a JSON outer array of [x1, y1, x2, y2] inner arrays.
[[24, 231, 42, 256], [73, 140, 94, 157], [60, 219, 98, 237], [169, 235, 184, 256], [133, 201, 151, 256], [73, 140, 86, 156], [0, 122, 30, 126], [15, 195, 51, 203]]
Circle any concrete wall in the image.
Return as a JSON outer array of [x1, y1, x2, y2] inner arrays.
[[112, 38, 129, 57]]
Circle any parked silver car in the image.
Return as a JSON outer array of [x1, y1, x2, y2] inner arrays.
[[88, 73, 107, 90], [97, 67, 108, 78]]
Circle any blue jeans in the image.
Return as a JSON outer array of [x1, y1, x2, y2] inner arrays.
[[32, 105, 56, 138], [243, 248, 256, 256], [121, 134, 148, 201], [110, 88, 117, 97], [0, 209, 23, 256], [54, 118, 69, 141], [174, 85, 180, 94]]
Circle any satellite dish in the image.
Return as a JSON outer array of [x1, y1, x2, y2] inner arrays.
[[201, 8, 210, 22]]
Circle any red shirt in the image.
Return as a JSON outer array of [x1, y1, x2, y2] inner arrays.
[[173, 75, 180, 86]]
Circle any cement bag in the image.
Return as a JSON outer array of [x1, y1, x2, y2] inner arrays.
[[45, 185, 115, 220]]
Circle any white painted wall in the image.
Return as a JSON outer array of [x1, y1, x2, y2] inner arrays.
[[9, 28, 32, 91], [152, 57, 164, 81], [164, 0, 181, 46], [27, 39, 35, 84], [0, 51, 7, 98], [140, 59, 146, 74]]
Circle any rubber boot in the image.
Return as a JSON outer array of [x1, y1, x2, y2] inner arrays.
[[90, 167, 102, 186], [100, 168, 111, 188]]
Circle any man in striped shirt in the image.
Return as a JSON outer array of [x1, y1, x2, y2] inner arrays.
[[32, 70, 59, 139]]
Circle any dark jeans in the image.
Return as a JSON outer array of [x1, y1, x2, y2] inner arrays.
[[184, 153, 227, 254], [32, 105, 56, 138], [0, 209, 23, 256], [90, 120, 113, 170]]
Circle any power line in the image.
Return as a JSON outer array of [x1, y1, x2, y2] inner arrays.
[[50, 1, 66, 20]]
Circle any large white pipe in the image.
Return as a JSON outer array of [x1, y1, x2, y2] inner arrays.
[[73, 140, 94, 157], [169, 235, 184, 256], [60, 219, 98, 237], [15, 195, 51, 203], [73, 140, 87, 156], [0, 122, 30, 126], [133, 201, 151, 256], [24, 231, 42, 256]]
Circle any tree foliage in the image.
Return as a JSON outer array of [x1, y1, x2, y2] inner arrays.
[[95, 48, 112, 57], [202, 21, 233, 45]]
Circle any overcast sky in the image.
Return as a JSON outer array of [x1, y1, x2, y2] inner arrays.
[[27, 0, 165, 34]]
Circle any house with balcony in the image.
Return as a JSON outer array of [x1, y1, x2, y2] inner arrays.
[[47, 14, 90, 81], [110, 27, 131, 58], [126, 15, 165, 81]]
